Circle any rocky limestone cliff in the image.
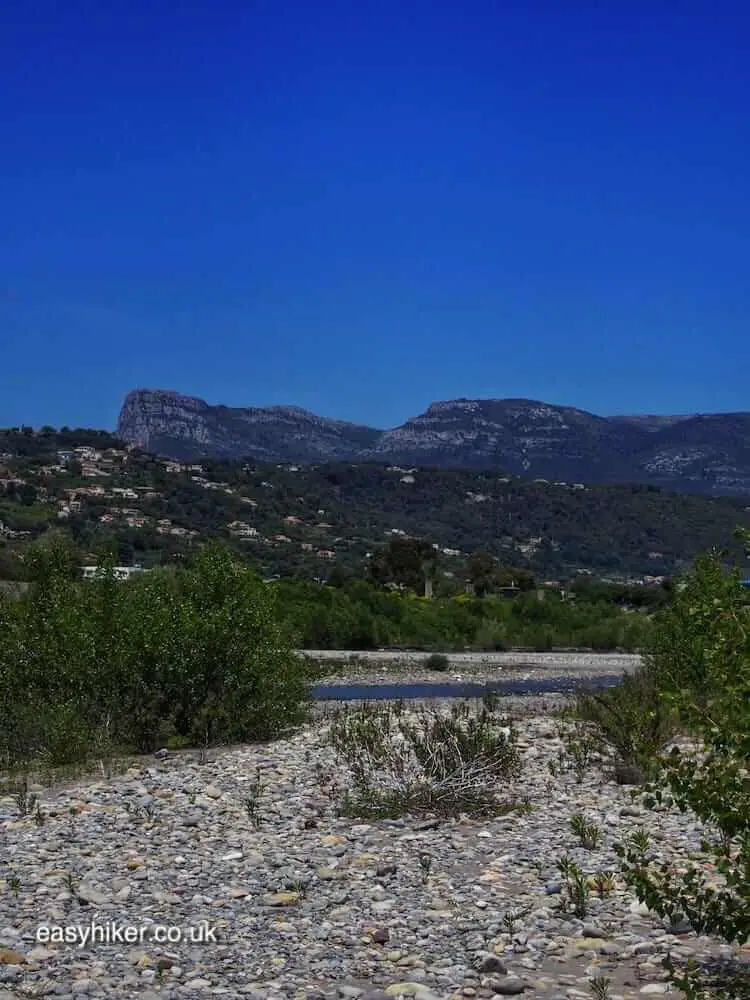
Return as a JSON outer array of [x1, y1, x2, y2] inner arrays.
[[117, 390, 212, 450], [117, 389, 750, 495], [364, 398, 642, 480], [117, 389, 380, 462]]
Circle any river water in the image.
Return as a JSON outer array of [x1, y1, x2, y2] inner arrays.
[[311, 673, 622, 701]]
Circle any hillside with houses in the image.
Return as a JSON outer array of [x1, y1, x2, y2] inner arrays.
[[1, 426, 750, 587]]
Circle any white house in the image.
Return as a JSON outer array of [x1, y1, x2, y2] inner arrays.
[[81, 565, 146, 582]]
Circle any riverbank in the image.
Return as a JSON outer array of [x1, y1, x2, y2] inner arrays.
[[306, 651, 641, 688]]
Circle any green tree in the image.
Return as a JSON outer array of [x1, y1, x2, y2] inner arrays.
[[369, 536, 437, 595], [21, 529, 80, 583], [495, 566, 536, 592], [163, 542, 313, 745], [467, 550, 497, 597], [327, 563, 353, 588]]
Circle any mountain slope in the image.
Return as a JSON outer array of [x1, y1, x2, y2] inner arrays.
[[117, 389, 750, 495], [639, 413, 750, 494], [118, 389, 380, 462], [364, 398, 643, 480]]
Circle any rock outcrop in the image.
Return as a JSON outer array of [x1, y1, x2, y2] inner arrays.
[[117, 389, 750, 495]]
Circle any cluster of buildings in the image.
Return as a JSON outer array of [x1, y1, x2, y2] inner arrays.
[[56, 445, 130, 478], [226, 518, 337, 559], [2, 440, 739, 590], [81, 564, 147, 581], [56, 484, 159, 521]]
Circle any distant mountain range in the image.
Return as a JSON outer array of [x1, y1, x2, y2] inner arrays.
[[117, 389, 750, 496]]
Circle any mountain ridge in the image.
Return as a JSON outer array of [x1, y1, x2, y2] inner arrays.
[[117, 389, 750, 496]]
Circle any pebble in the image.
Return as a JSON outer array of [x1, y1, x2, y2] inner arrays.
[[491, 979, 527, 995], [0, 698, 745, 999]]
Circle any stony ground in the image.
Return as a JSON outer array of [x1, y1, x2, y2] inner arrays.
[[309, 652, 641, 688], [1, 695, 747, 1000]]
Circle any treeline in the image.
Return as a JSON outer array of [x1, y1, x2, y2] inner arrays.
[[274, 576, 655, 651]]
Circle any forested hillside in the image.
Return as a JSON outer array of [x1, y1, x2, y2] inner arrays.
[[1, 426, 749, 583]]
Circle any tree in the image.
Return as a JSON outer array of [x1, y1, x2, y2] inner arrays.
[[369, 536, 438, 595], [495, 566, 536, 592], [162, 542, 313, 745], [0, 540, 314, 766], [327, 563, 352, 589], [14, 482, 38, 506], [0, 543, 26, 582], [616, 531, 750, 998], [21, 529, 81, 584], [466, 550, 497, 597]]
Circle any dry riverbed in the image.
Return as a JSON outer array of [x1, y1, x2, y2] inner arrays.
[[306, 651, 641, 688], [1, 695, 747, 1000]]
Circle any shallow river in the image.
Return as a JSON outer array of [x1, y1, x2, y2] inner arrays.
[[311, 672, 622, 701]]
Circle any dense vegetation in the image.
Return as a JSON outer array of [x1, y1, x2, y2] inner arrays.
[[275, 574, 656, 651], [2, 427, 750, 584], [0, 537, 314, 769]]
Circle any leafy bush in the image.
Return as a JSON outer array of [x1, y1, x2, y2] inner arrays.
[[425, 652, 450, 671], [328, 699, 522, 817], [0, 537, 312, 769], [575, 668, 678, 783], [615, 535, 750, 999], [472, 619, 508, 651]]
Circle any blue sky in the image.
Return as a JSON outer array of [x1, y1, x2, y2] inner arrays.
[[1, 0, 748, 431]]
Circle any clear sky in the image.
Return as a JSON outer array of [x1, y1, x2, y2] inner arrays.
[[1, 0, 748, 431]]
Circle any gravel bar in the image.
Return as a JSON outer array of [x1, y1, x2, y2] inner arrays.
[[1, 701, 746, 999], [304, 651, 642, 688]]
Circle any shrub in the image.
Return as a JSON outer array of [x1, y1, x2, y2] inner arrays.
[[328, 699, 522, 817], [615, 535, 750, 999], [529, 626, 555, 651], [584, 623, 620, 651], [556, 856, 591, 918], [0, 538, 313, 769], [574, 667, 678, 783], [425, 652, 450, 671], [165, 544, 312, 746], [275, 574, 652, 653], [473, 619, 508, 651], [552, 716, 599, 782], [570, 812, 602, 850]]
